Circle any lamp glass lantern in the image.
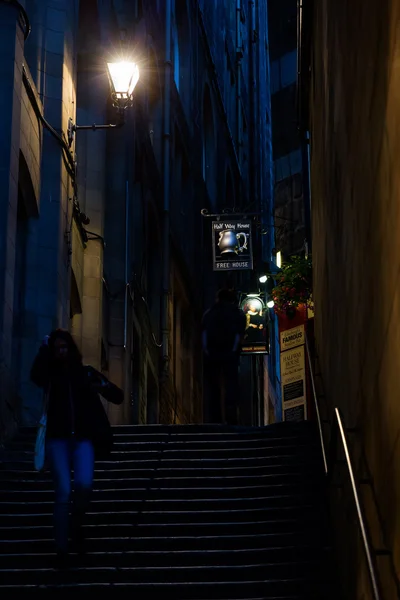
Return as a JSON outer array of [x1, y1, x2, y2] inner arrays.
[[107, 61, 140, 108]]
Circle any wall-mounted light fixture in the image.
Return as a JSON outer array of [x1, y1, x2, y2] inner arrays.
[[258, 274, 275, 308], [67, 59, 140, 147], [107, 60, 140, 109]]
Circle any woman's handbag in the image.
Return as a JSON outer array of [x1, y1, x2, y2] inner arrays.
[[34, 387, 50, 471], [34, 413, 47, 471]]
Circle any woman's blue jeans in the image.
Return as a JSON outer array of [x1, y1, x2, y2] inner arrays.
[[46, 438, 95, 553]]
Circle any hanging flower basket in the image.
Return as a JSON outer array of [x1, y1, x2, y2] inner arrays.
[[271, 255, 313, 318]]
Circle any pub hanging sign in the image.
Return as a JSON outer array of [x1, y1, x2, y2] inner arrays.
[[240, 294, 270, 355], [212, 220, 253, 271]]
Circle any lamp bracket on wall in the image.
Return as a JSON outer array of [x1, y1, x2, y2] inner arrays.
[[84, 229, 106, 248], [67, 111, 125, 147], [200, 208, 261, 220]]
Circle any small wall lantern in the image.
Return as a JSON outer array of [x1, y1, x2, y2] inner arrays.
[[107, 60, 140, 110], [67, 60, 140, 147]]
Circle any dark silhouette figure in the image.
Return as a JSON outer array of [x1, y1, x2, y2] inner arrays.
[[30, 329, 123, 566], [202, 289, 246, 424]]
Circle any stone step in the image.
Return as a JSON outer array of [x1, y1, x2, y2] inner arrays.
[[16, 421, 318, 435], [0, 546, 330, 568], [0, 493, 319, 512], [1, 444, 319, 462], [0, 470, 323, 490], [6, 435, 319, 450], [0, 563, 332, 594], [0, 492, 319, 510], [0, 482, 319, 502], [0, 462, 323, 479], [0, 517, 327, 540], [0, 582, 326, 599], [0, 454, 324, 472], [0, 504, 323, 527], [0, 531, 328, 554]]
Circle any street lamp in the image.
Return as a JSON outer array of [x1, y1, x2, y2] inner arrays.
[[67, 59, 140, 147], [107, 60, 140, 110]]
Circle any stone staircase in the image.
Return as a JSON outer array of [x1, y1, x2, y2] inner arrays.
[[0, 421, 336, 598]]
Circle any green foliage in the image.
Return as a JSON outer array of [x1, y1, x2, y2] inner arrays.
[[271, 255, 313, 314]]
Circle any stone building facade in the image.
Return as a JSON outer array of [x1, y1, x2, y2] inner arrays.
[[305, 0, 400, 597], [268, 0, 307, 258], [0, 0, 274, 436]]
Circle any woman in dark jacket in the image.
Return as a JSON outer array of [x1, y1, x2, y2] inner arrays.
[[30, 329, 123, 566]]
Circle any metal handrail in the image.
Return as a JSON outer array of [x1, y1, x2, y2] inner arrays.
[[305, 336, 382, 600], [305, 336, 328, 474]]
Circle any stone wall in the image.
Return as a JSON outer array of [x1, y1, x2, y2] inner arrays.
[[20, 63, 42, 211], [0, 2, 25, 440], [269, 0, 306, 258], [310, 0, 400, 597], [274, 173, 305, 256], [17, 0, 80, 425]]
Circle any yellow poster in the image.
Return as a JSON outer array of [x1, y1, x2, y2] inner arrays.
[[280, 324, 305, 351]]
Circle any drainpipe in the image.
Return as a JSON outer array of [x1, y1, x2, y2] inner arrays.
[[296, 0, 302, 123], [161, 0, 172, 376], [297, 0, 312, 251], [124, 109, 135, 421], [123, 178, 131, 417], [250, 0, 264, 427], [249, 0, 257, 209], [236, 0, 242, 156], [124, 179, 129, 351], [301, 131, 312, 252]]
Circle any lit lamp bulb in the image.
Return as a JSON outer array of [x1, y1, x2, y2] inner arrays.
[[267, 299, 275, 309], [107, 60, 140, 107]]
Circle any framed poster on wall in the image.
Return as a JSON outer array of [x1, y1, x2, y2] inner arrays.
[[280, 333, 307, 421]]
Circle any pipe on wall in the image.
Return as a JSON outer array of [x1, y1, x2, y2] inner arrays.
[[248, 0, 257, 208], [236, 0, 242, 158], [161, 0, 172, 373], [124, 179, 129, 350], [296, 0, 312, 251]]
